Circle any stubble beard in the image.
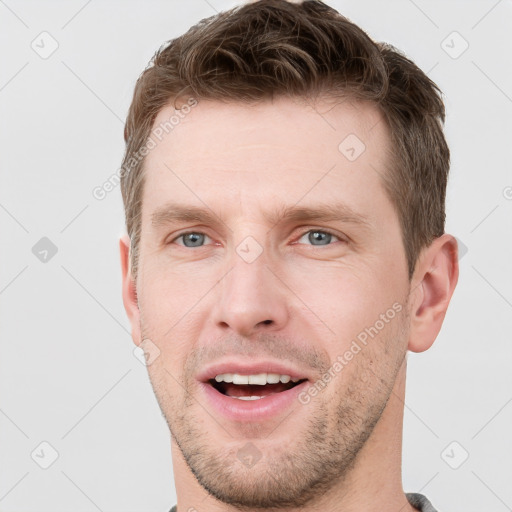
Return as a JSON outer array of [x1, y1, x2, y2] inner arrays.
[[145, 321, 408, 509]]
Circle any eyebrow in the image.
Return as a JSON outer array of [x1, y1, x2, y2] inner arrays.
[[151, 202, 373, 232]]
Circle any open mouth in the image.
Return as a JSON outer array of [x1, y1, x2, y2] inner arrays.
[[208, 374, 308, 400]]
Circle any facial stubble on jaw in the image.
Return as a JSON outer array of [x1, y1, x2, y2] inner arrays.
[[142, 320, 408, 510]]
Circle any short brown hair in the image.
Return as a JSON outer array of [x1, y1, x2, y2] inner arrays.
[[121, 0, 449, 280]]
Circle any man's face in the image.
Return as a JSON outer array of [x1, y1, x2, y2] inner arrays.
[[134, 97, 412, 507]]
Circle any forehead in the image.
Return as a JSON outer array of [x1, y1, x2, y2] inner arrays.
[[142, 96, 393, 224], [148, 96, 388, 165]]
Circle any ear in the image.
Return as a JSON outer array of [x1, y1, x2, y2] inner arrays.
[[120, 234, 141, 346], [408, 233, 459, 353]]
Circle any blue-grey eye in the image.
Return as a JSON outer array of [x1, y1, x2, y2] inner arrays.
[[298, 230, 339, 246], [179, 232, 208, 247]]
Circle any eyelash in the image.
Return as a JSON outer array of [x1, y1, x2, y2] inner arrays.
[[294, 228, 344, 246], [169, 228, 345, 248]]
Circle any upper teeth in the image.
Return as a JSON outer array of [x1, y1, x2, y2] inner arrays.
[[214, 373, 301, 385]]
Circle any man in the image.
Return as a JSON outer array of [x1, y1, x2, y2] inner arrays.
[[119, 1, 459, 511]]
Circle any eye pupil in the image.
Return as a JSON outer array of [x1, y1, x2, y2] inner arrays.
[[309, 231, 331, 245], [183, 233, 204, 247]]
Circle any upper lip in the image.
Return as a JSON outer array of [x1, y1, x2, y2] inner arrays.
[[196, 359, 311, 383]]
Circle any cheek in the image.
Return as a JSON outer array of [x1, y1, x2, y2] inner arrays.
[[284, 262, 399, 342], [136, 262, 223, 372], [138, 260, 215, 326]]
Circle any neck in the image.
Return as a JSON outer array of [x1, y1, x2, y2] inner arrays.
[[171, 357, 416, 512]]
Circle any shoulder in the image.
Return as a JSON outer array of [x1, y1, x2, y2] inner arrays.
[[406, 492, 439, 512]]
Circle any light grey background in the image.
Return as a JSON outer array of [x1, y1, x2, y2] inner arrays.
[[1, 0, 511, 511]]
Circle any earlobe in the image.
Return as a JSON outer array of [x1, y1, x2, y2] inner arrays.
[[408, 234, 459, 353], [120, 235, 141, 346]]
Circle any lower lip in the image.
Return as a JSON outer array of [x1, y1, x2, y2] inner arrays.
[[198, 380, 309, 422]]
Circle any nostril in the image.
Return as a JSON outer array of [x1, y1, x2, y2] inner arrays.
[[262, 319, 272, 325]]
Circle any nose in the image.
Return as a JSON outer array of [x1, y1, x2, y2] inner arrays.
[[211, 247, 289, 338]]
